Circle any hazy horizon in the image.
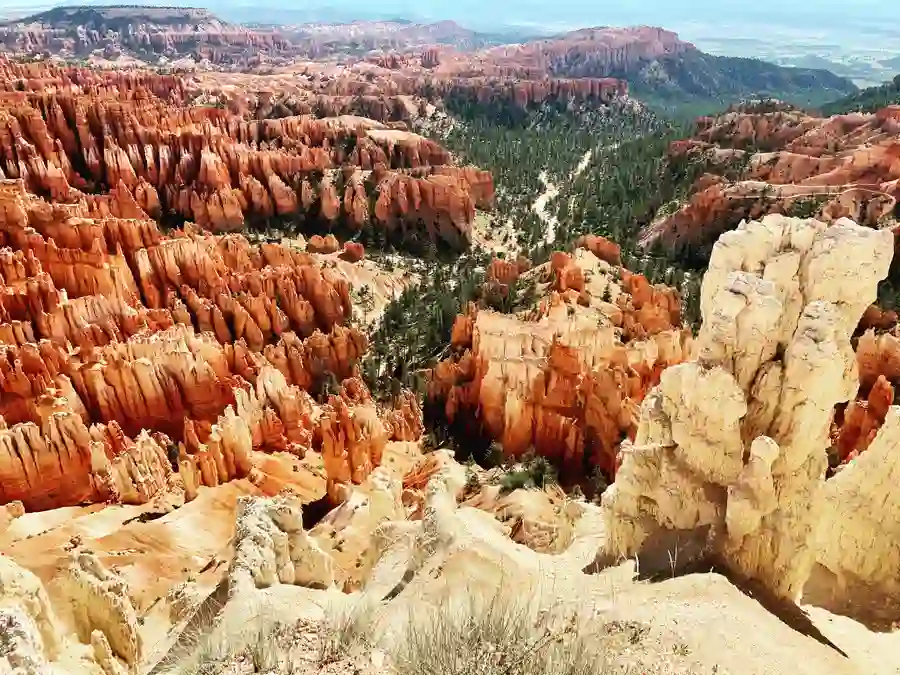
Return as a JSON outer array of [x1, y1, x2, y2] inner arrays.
[[3, 0, 899, 85], [2, 0, 896, 32]]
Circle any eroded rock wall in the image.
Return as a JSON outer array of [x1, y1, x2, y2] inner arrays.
[[812, 406, 900, 624], [600, 214, 894, 601], [0, 552, 143, 675], [0, 60, 492, 248], [642, 103, 900, 256], [430, 242, 691, 481]]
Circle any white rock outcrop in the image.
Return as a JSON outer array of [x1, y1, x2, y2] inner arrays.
[[0, 554, 122, 675], [811, 406, 900, 623], [599, 214, 894, 600], [228, 467, 405, 596], [229, 494, 337, 596], [51, 552, 143, 672], [0, 556, 61, 675]]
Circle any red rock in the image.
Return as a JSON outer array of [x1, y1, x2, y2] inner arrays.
[[643, 102, 900, 253], [0, 62, 492, 247], [0, 181, 421, 512], [858, 305, 899, 333], [833, 375, 895, 463], [576, 234, 621, 266], [429, 249, 691, 482], [339, 241, 365, 263]]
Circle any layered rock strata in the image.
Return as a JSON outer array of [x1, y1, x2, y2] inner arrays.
[[0, 59, 493, 248], [430, 241, 690, 480], [0, 6, 290, 66], [0, 13, 632, 108], [599, 214, 895, 603], [641, 102, 900, 255]]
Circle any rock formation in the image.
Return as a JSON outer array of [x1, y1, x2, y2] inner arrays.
[[0, 550, 148, 675], [430, 241, 691, 481], [642, 102, 900, 256], [831, 374, 894, 464], [229, 464, 407, 596], [813, 405, 900, 626], [197, 443, 893, 675], [0, 6, 290, 66], [0, 180, 422, 514], [0, 59, 493, 249], [599, 213, 894, 603], [856, 327, 900, 390]]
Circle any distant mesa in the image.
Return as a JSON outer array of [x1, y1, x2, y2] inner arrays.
[[0, 9, 857, 110]]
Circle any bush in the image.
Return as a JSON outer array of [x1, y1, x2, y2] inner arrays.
[[497, 452, 559, 494]]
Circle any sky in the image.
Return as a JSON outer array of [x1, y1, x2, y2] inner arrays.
[[1, 0, 892, 32]]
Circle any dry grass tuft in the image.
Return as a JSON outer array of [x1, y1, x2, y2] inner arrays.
[[169, 587, 623, 674], [316, 596, 379, 665], [388, 589, 613, 675]]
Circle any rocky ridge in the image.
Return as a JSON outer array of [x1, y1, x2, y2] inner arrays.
[[0, 6, 290, 66], [1, 12, 857, 115], [600, 214, 896, 608], [642, 101, 900, 257], [0, 177, 425, 513], [430, 238, 690, 482]]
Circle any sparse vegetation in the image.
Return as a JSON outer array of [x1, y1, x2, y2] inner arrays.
[[173, 589, 629, 675], [624, 51, 858, 115], [389, 590, 612, 675], [784, 195, 829, 219], [497, 452, 560, 494], [361, 251, 489, 401], [172, 597, 378, 675], [316, 598, 379, 665], [363, 99, 711, 408]]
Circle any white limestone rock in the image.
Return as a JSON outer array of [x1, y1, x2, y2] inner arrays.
[[0, 554, 113, 675], [814, 406, 900, 616], [0, 556, 60, 675], [51, 552, 142, 672], [598, 214, 893, 600], [229, 495, 336, 596]]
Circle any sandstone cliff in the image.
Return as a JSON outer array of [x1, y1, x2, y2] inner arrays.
[[599, 213, 897, 609], [0, 59, 493, 249], [195, 443, 892, 675], [430, 239, 691, 482], [0, 6, 290, 66]]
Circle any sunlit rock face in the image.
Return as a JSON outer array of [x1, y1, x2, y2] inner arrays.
[[599, 213, 895, 602], [0, 177, 422, 514], [430, 242, 691, 482], [642, 103, 900, 257], [0, 60, 494, 249]]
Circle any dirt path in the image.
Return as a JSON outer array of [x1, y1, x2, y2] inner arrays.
[[532, 149, 594, 244], [532, 170, 561, 243]]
